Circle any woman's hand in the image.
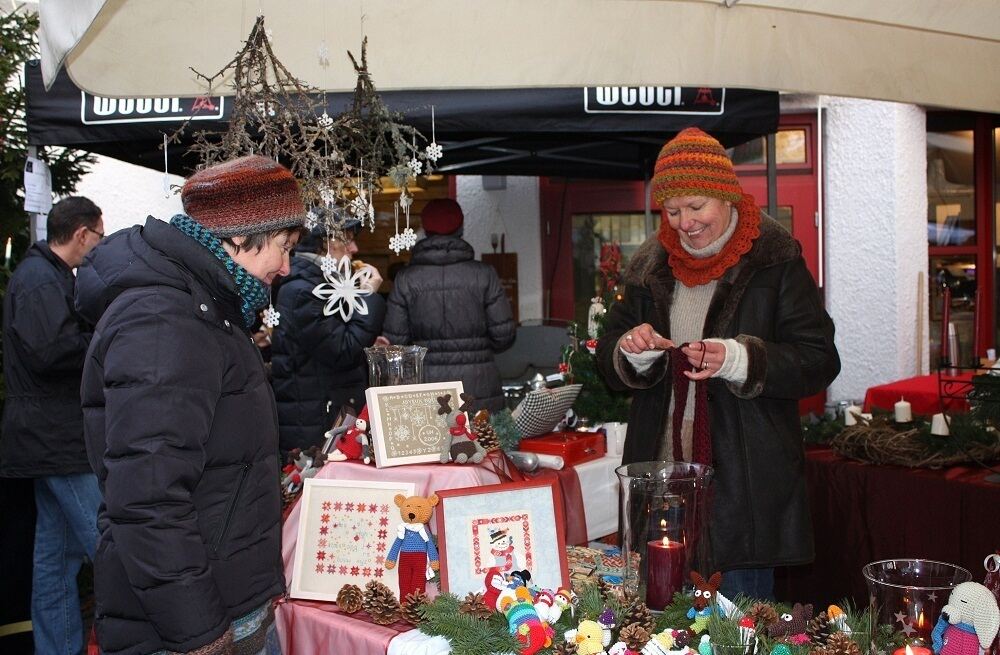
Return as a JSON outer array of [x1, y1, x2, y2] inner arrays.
[[681, 340, 726, 380], [360, 265, 383, 293], [619, 323, 675, 354]]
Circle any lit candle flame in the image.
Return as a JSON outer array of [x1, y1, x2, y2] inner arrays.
[[917, 611, 925, 629], [660, 519, 671, 546]]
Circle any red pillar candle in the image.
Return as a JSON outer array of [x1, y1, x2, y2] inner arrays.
[[893, 644, 932, 655], [646, 536, 685, 610]]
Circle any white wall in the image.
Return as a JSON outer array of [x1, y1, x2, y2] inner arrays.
[[456, 176, 543, 321], [824, 98, 928, 402], [72, 155, 183, 234]]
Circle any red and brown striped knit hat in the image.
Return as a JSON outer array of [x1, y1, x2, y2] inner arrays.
[[651, 127, 742, 205], [181, 155, 306, 237]]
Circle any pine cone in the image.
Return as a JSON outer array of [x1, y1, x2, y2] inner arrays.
[[459, 592, 495, 620], [336, 584, 364, 614], [363, 580, 401, 625], [807, 611, 832, 646], [597, 577, 615, 602], [473, 421, 501, 452], [823, 632, 861, 655], [748, 602, 780, 629], [622, 598, 657, 635], [553, 641, 579, 655], [620, 623, 652, 650], [401, 590, 429, 625]]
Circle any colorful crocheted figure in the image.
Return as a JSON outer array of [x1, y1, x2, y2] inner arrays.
[[566, 619, 611, 655], [499, 587, 553, 655], [383, 494, 440, 601], [933, 582, 1000, 655]]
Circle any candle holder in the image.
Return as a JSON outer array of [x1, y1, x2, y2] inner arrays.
[[863, 559, 971, 650], [364, 345, 427, 387], [616, 461, 713, 611]]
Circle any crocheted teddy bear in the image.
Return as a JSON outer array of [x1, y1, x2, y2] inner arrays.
[[932, 582, 1000, 655], [383, 493, 440, 600]]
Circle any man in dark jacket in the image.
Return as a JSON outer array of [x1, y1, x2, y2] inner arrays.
[[271, 221, 387, 452], [1, 196, 104, 655], [383, 198, 515, 412], [76, 156, 303, 654]]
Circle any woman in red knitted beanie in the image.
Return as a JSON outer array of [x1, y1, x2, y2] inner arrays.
[[595, 127, 841, 600]]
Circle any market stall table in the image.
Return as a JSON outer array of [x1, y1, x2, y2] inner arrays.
[[275, 452, 624, 654], [775, 445, 1000, 606], [863, 371, 973, 415]]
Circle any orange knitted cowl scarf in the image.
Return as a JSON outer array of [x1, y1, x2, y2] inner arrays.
[[657, 193, 761, 287]]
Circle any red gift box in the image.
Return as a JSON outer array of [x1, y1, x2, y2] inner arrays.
[[518, 431, 606, 466]]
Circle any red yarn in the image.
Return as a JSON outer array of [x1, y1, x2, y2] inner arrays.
[[669, 348, 713, 465]]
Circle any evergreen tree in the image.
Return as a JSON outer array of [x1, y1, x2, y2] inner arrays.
[[0, 8, 95, 409]]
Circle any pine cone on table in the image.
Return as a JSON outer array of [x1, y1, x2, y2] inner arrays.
[[747, 602, 780, 630], [807, 611, 832, 647], [401, 590, 429, 625], [621, 598, 657, 635], [363, 580, 401, 625], [619, 623, 652, 650], [459, 592, 495, 620], [472, 412, 501, 452], [336, 584, 364, 614], [553, 641, 579, 655], [817, 632, 862, 655]]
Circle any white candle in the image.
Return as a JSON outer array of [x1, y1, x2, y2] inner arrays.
[[844, 404, 862, 426], [894, 397, 913, 423], [930, 413, 950, 436]]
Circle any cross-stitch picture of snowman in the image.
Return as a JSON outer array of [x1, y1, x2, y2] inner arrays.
[[489, 527, 520, 573]]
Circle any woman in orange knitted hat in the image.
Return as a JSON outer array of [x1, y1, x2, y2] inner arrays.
[[596, 128, 841, 599]]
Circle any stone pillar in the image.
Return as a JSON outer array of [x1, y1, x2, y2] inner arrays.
[[824, 98, 928, 402], [456, 176, 543, 321]]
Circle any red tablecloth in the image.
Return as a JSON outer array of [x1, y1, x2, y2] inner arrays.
[[775, 446, 1000, 606], [863, 372, 974, 414]]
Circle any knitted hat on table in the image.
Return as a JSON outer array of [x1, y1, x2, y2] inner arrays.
[[181, 155, 306, 237], [651, 127, 743, 205]]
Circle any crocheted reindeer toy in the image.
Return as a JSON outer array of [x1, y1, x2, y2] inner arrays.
[[932, 582, 1000, 655], [687, 571, 722, 634], [768, 603, 814, 642], [437, 393, 486, 464]]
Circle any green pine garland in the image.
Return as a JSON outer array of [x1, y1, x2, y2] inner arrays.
[[418, 593, 522, 655], [490, 408, 523, 452]]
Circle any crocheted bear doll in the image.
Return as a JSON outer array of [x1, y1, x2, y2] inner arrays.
[[383, 494, 440, 600], [932, 582, 1000, 655]]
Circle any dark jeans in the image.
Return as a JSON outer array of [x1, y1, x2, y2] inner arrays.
[[720, 567, 775, 601]]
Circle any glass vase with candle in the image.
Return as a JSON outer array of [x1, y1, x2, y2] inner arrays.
[[364, 345, 427, 387], [864, 559, 972, 650], [616, 461, 713, 611]]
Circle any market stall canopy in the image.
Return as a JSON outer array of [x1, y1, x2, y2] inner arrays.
[[25, 64, 778, 179], [39, 0, 1000, 113]]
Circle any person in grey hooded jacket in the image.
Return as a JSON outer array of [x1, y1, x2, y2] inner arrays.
[[383, 199, 515, 412]]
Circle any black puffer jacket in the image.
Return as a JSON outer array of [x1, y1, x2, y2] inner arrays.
[[597, 216, 840, 572], [1, 242, 92, 478], [383, 234, 515, 412], [75, 218, 284, 655], [271, 253, 386, 452]]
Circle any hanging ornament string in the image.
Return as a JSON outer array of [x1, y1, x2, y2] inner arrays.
[[389, 202, 403, 255], [408, 133, 423, 176], [162, 134, 171, 198], [425, 105, 443, 163], [400, 191, 416, 250]]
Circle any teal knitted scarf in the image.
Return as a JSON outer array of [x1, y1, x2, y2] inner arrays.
[[169, 214, 268, 328]]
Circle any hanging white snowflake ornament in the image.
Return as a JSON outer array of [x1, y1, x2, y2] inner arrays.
[[407, 157, 423, 176], [311, 256, 372, 322], [262, 305, 281, 328], [350, 195, 368, 218], [317, 42, 330, 66], [305, 209, 320, 230], [400, 227, 417, 250], [319, 255, 338, 277], [425, 142, 443, 162], [318, 111, 334, 130], [389, 233, 404, 255], [320, 185, 337, 207]]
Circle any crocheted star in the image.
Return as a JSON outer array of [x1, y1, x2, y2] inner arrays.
[[262, 305, 281, 328], [407, 157, 423, 176], [425, 142, 443, 162], [312, 256, 372, 322]]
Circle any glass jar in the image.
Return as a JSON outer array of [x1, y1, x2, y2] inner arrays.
[[364, 345, 427, 387], [615, 461, 714, 610]]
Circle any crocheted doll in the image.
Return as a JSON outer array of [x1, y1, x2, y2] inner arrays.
[[482, 566, 508, 611], [932, 582, 1000, 655], [383, 494, 440, 600], [329, 417, 368, 462], [687, 571, 722, 634], [499, 587, 553, 655], [550, 587, 576, 623], [566, 619, 612, 655]]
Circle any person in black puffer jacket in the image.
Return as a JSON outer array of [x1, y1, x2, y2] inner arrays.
[[75, 156, 305, 655], [383, 199, 515, 412], [271, 221, 386, 453]]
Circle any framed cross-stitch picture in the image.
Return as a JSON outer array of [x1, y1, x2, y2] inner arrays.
[[365, 381, 466, 468], [435, 478, 569, 598], [290, 478, 416, 602]]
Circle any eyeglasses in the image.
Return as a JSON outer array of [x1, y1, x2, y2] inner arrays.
[[86, 227, 105, 239]]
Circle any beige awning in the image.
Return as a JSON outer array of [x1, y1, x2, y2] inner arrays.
[[40, 0, 1000, 112]]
